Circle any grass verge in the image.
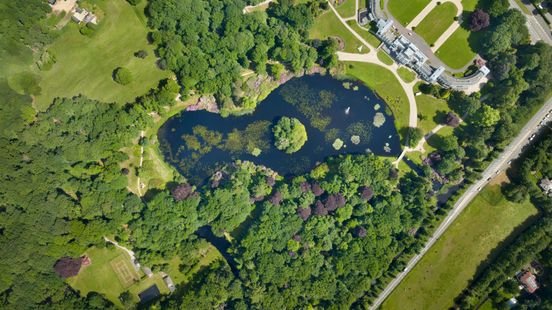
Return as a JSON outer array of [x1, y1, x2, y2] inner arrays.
[[398, 67, 416, 83]]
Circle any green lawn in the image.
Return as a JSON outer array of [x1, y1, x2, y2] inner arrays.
[[336, 0, 357, 18], [347, 21, 381, 48], [344, 62, 409, 136], [414, 2, 458, 45], [435, 28, 477, 69], [435, 0, 487, 69], [377, 50, 394, 65], [388, 0, 431, 25], [67, 246, 170, 306], [382, 185, 539, 310], [35, 0, 170, 110], [416, 94, 451, 135], [310, 10, 363, 53], [398, 67, 416, 83]]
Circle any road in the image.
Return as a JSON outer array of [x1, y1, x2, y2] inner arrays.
[[508, 0, 552, 44], [370, 96, 552, 309]]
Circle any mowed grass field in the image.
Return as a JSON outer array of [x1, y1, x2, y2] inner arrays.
[[336, 0, 357, 18], [310, 10, 363, 53], [344, 62, 409, 134], [67, 247, 139, 306], [414, 2, 458, 45], [416, 94, 451, 135], [388, 0, 431, 25], [435, 0, 487, 69], [35, 0, 170, 110], [382, 185, 539, 310], [67, 246, 170, 306]]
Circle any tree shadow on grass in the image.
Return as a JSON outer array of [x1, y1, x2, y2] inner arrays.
[[453, 212, 542, 305]]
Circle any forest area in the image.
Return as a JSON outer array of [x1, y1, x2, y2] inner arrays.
[[1, 0, 552, 309]]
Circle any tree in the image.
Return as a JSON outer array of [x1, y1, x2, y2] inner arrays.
[[445, 111, 461, 127], [473, 105, 500, 127], [134, 50, 148, 58], [406, 127, 424, 146], [272, 117, 308, 154], [470, 9, 490, 32], [487, 0, 509, 17], [113, 67, 133, 85]]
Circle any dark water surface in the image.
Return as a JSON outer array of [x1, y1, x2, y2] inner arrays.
[[159, 75, 402, 184]]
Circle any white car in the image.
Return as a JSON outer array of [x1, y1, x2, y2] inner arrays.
[[529, 134, 536, 141]]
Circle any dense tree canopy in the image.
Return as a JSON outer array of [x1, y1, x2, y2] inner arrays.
[[147, 0, 323, 108], [272, 116, 308, 153]]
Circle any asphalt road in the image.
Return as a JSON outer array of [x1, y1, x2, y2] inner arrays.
[[370, 97, 552, 309], [509, 0, 552, 44]]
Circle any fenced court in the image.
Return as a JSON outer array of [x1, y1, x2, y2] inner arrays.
[[110, 255, 138, 288]]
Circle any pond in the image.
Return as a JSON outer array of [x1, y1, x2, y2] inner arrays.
[[159, 75, 402, 184]]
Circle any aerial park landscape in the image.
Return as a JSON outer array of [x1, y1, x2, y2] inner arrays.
[[1, 0, 552, 309]]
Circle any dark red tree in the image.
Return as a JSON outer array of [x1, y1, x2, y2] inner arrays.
[[445, 112, 461, 127], [266, 176, 276, 187], [313, 200, 328, 215], [297, 207, 312, 221], [269, 191, 282, 205], [311, 182, 325, 196], [354, 226, 367, 238], [470, 9, 490, 31], [325, 195, 338, 212], [54, 257, 83, 278], [360, 186, 374, 201], [171, 183, 194, 201], [292, 234, 301, 242], [300, 182, 312, 193]]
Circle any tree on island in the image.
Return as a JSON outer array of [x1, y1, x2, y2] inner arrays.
[[273, 117, 308, 154]]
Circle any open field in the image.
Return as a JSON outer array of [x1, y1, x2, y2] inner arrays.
[[343, 62, 410, 134], [414, 2, 458, 45], [416, 94, 451, 135], [382, 185, 539, 310], [34, 0, 169, 110], [310, 10, 363, 53], [388, 0, 431, 25], [67, 246, 170, 306], [336, 0, 357, 17]]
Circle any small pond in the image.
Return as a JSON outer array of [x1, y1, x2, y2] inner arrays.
[[159, 75, 402, 184]]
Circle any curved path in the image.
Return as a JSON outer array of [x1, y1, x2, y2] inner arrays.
[[329, 3, 418, 130]]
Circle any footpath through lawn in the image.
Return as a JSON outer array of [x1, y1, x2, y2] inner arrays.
[[382, 185, 539, 310]]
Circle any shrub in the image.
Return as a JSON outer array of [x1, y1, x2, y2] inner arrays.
[[113, 67, 133, 85], [134, 50, 148, 59]]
